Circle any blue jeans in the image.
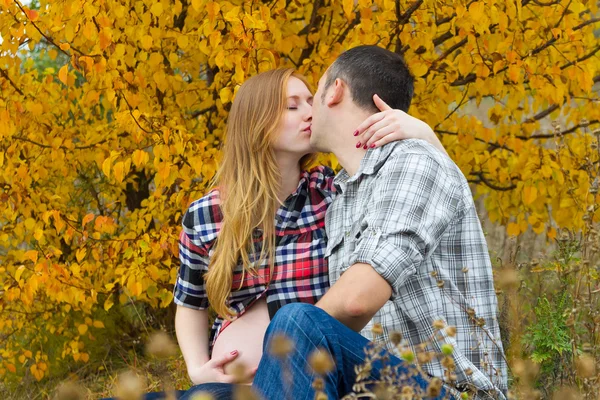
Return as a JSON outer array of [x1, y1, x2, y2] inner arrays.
[[178, 383, 235, 399], [253, 303, 449, 399], [101, 391, 187, 399], [184, 303, 450, 399]]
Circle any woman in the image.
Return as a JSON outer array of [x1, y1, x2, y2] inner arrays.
[[174, 68, 447, 395]]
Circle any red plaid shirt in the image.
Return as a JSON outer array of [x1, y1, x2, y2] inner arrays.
[[174, 166, 336, 350]]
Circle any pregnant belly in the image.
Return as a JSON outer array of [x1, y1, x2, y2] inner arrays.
[[211, 298, 270, 377]]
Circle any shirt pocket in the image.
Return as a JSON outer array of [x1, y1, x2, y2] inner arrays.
[[324, 231, 344, 259], [341, 221, 364, 266], [325, 221, 364, 269]]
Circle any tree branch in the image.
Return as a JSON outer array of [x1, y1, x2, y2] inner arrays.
[[13, 133, 116, 150], [435, 130, 515, 153], [469, 171, 517, 191], [560, 44, 600, 70], [296, 0, 324, 64], [515, 120, 600, 140], [13, 0, 81, 57], [523, 104, 560, 124], [0, 68, 25, 96], [449, 13, 599, 88], [190, 106, 217, 119], [332, 10, 360, 45], [398, 0, 423, 24]]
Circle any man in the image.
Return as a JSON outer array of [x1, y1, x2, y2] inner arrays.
[[252, 46, 508, 399]]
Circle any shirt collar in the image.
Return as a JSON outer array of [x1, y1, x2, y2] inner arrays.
[[333, 142, 398, 193]]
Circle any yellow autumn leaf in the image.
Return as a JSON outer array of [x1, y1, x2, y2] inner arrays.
[[191, 0, 202, 11], [132, 150, 149, 168], [343, 0, 354, 20], [82, 213, 95, 226], [523, 186, 538, 205], [58, 65, 69, 85], [99, 29, 112, 50], [26, 8, 39, 21], [150, 2, 163, 17], [468, 2, 484, 22], [411, 61, 429, 77], [177, 35, 189, 49], [224, 6, 240, 22], [24, 250, 38, 263], [206, 1, 220, 22], [219, 87, 232, 104], [104, 297, 114, 312], [93, 320, 105, 329], [140, 35, 153, 50], [102, 157, 112, 178], [507, 223, 520, 236], [76, 248, 86, 262], [77, 324, 88, 335], [30, 364, 44, 381], [113, 161, 125, 183], [15, 265, 25, 282], [507, 65, 521, 83]]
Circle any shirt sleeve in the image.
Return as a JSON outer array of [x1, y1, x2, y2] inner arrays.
[[173, 215, 210, 309], [347, 152, 465, 298]]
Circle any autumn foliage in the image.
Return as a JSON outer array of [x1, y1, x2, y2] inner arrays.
[[0, 0, 599, 388]]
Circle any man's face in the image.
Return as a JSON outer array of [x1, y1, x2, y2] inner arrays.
[[309, 70, 331, 151]]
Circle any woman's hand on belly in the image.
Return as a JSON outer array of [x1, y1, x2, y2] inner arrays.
[[188, 350, 242, 385], [211, 298, 271, 381]]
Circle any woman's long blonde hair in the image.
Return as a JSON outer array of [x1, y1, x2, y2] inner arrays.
[[205, 68, 315, 319]]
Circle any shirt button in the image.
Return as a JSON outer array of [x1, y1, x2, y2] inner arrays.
[[345, 231, 350, 238]]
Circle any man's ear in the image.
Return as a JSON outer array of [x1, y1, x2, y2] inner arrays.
[[325, 78, 345, 107]]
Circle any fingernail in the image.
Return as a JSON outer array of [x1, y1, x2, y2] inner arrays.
[[356, 142, 361, 148], [370, 143, 376, 148], [363, 144, 368, 149], [230, 350, 238, 355], [353, 130, 359, 136]]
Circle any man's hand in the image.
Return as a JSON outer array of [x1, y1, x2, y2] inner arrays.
[[188, 350, 255, 385]]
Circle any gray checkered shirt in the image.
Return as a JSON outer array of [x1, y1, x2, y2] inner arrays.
[[325, 139, 508, 398]]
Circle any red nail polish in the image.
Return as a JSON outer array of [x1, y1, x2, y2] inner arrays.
[[370, 143, 376, 148], [353, 130, 359, 136], [363, 144, 368, 149], [230, 350, 238, 355], [356, 142, 361, 148]]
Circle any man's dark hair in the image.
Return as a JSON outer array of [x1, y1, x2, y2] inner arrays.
[[323, 45, 414, 112]]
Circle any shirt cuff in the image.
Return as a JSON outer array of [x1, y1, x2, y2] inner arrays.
[[347, 228, 420, 298], [173, 285, 209, 310]]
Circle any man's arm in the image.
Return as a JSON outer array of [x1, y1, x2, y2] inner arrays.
[[316, 263, 391, 332]]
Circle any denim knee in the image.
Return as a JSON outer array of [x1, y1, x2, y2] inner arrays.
[[271, 302, 316, 326]]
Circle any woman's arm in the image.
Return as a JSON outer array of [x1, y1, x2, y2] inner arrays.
[[175, 305, 210, 370], [354, 94, 449, 156], [175, 305, 240, 384]]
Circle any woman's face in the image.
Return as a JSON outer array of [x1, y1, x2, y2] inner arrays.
[[272, 76, 314, 158]]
